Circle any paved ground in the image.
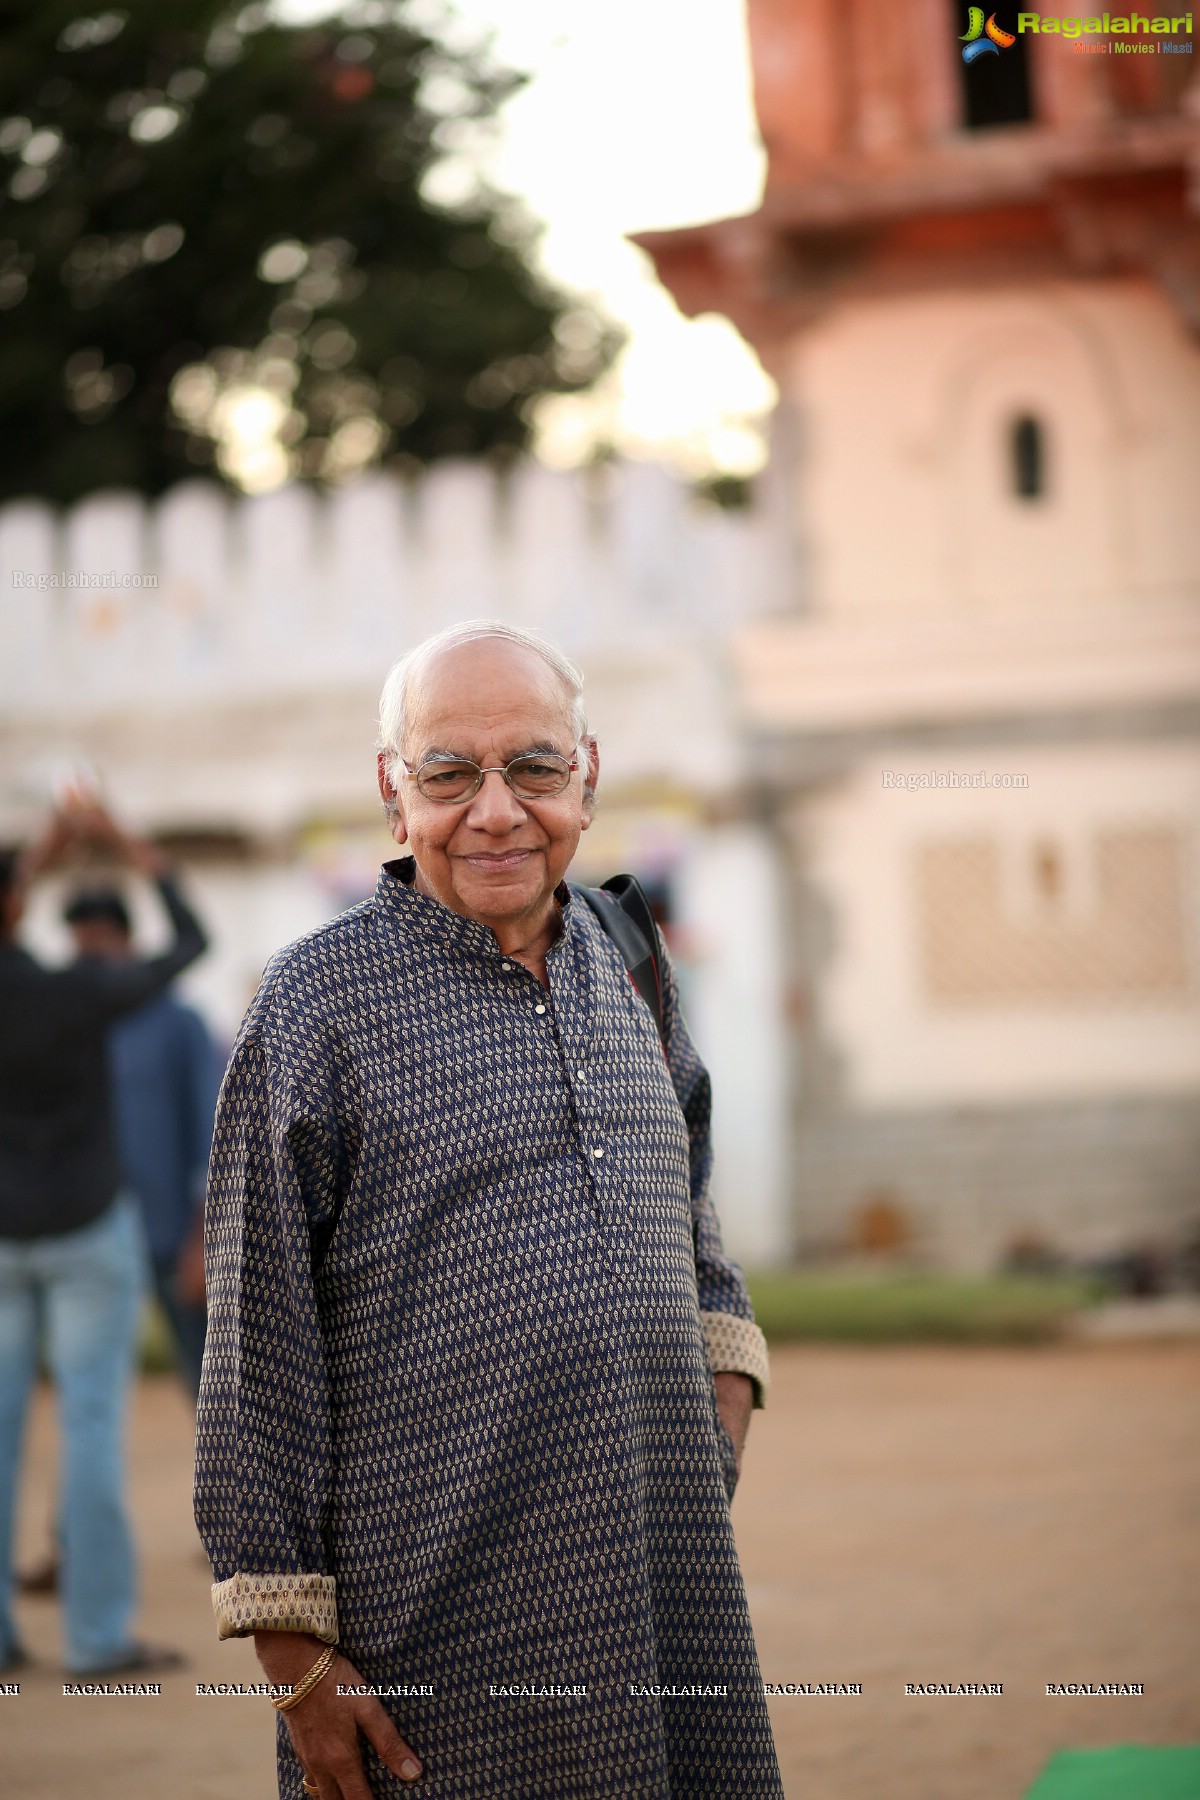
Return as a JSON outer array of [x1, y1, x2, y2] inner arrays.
[[5, 1341, 1199, 1800]]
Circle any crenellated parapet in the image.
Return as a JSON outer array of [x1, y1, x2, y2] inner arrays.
[[0, 459, 784, 835]]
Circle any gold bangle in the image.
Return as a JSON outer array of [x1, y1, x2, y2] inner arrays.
[[271, 1642, 338, 1713]]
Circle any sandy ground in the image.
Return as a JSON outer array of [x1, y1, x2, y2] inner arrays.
[[5, 1341, 1199, 1800]]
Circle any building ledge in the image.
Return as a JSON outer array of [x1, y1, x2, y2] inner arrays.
[[733, 595, 1200, 736], [635, 118, 1200, 342]]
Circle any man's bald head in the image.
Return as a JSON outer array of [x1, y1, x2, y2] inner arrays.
[[374, 622, 599, 942], [378, 621, 587, 791]]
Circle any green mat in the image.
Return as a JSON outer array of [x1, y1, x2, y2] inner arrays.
[[1023, 1747, 1200, 1799]]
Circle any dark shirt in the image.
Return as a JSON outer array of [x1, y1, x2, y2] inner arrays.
[[0, 874, 207, 1240], [108, 992, 221, 1264]]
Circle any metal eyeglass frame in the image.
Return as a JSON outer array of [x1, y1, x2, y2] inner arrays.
[[401, 744, 582, 804]]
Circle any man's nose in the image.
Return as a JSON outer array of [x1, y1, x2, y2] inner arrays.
[[464, 768, 527, 830]]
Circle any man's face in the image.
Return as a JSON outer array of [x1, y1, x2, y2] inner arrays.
[[69, 919, 131, 960], [377, 639, 596, 935]]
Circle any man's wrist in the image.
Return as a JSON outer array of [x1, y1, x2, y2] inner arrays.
[[125, 838, 169, 880], [254, 1629, 331, 1686], [714, 1371, 755, 1462]]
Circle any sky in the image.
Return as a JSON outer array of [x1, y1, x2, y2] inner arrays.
[[272, 0, 776, 479]]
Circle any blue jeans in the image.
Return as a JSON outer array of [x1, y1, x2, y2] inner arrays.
[[0, 1198, 146, 1670]]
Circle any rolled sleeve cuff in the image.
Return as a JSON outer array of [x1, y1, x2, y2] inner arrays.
[[212, 1572, 338, 1643], [701, 1310, 770, 1408]]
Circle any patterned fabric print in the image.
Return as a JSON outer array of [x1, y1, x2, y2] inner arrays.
[[701, 1313, 770, 1404], [212, 1571, 338, 1643], [195, 861, 783, 1800]]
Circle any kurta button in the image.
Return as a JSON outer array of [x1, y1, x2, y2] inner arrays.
[[501, 962, 513, 972], [535, 1004, 547, 1015], [592, 1147, 604, 1159]]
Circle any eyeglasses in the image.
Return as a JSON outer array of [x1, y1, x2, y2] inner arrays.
[[403, 747, 580, 804]]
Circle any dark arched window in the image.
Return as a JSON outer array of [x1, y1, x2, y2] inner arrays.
[[1011, 415, 1045, 500]]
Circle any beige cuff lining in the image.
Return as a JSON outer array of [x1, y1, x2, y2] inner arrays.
[[212, 1572, 338, 1643], [701, 1311, 770, 1408]]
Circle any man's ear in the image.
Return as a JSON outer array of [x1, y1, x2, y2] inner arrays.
[[376, 751, 409, 845], [580, 736, 599, 830]]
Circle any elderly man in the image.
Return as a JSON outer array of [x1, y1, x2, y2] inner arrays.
[[195, 622, 783, 1800]]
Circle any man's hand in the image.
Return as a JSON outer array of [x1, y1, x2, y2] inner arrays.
[[714, 1371, 755, 1475], [254, 1631, 423, 1798], [173, 1213, 207, 1309], [14, 807, 77, 887], [58, 792, 168, 879]]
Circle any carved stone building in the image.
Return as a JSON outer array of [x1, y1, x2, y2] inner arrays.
[[639, 0, 1200, 1264]]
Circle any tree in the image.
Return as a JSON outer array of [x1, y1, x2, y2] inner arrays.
[[0, 1, 618, 501]]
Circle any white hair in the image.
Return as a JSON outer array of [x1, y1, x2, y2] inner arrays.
[[377, 619, 591, 793]]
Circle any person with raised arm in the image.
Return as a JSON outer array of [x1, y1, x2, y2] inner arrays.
[[0, 793, 207, 1677]]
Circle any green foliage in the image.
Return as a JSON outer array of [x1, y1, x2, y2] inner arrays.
[[693, 472, 754, 511], [745, 1271, 1109, 1345], [0, 1, 618, 500]]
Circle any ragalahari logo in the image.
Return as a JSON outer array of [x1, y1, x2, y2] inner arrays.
[[961, 8, 1018, 56]]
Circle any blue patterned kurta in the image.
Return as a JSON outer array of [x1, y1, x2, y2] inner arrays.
[[195, 859, 783, 1800]]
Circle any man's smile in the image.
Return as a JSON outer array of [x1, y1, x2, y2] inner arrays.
[[458, 848, 539, 871]]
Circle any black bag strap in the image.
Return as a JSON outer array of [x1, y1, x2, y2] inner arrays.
[[572, 873, 667, 1051]]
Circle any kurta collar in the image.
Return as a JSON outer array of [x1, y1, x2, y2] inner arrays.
[[374, 858, 577, 961]]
